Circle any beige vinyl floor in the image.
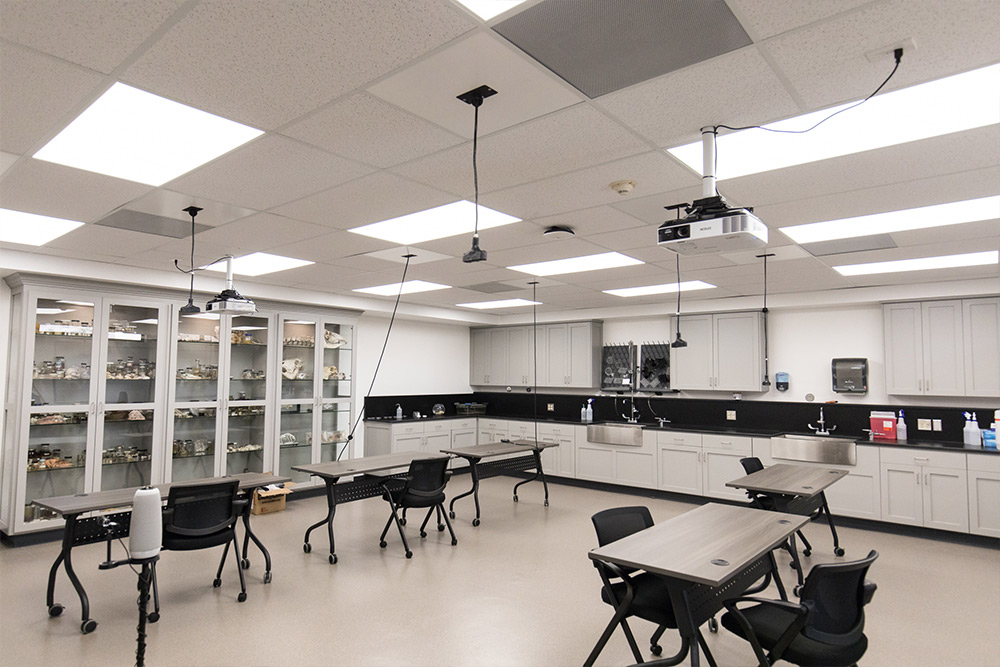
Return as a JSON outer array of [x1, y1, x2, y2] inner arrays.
[[1, 475, 998, 667]]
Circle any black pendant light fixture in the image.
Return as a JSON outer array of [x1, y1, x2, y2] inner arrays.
[[670, 254, 687, 348], [458, 84, 497, 263], [176, 206, 203, 315]]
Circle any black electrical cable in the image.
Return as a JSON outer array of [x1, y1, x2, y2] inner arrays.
[[760, 254, 773, 386], [339, 254, 413, 460], [472, 101, 480, 238], [714, 49, 903, 136], [530, 281, 538, 446]]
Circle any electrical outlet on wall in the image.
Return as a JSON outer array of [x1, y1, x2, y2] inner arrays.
[[933, 419, 942, 431], [547, 403, 555, 412], [726, 410, 736, 421], [917, 419, 932, 431]]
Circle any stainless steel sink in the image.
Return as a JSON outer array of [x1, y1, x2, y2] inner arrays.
[[587, 422, 644, 447], [771, 433, 857, 466]]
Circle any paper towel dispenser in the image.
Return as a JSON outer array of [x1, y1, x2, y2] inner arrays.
[[832, 358, 868, 394]]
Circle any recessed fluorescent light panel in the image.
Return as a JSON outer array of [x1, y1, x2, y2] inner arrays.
[[782, 196, 1000, 244], [183, 312, 220, 320], [33, 82, 263, 186], [456, 298, 541, 309], [205, 252, 313, 277], [454, 0, 528, 20], [348, 201, 520, 245], [36, 308, 76, 315], [508, 252, 643, 277], [353, 280, 451, 296], [668, 63, 1000, 180], [834, 250, 998, 276], [231, 325, 268, 331], [56, 300, 95, 306], [1, 209, 84, 245], [284, 320, 315, 325], [603, 280, 716, 297], [131, 319, 159, 325]]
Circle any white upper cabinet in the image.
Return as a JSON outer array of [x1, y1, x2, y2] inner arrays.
[[670, 311, 764, 392], [470, 322, 600, 389], [963, 297, 1000, 397]]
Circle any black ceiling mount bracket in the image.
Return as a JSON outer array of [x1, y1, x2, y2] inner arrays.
[[457, 84, 497, 107], [182, 205, 203, 218]]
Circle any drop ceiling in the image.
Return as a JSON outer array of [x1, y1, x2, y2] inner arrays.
[[0, 0, 997, 323]]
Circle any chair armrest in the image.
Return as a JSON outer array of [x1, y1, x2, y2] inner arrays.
[[723, 597, 812, 667], [862, 580, 877, 605]]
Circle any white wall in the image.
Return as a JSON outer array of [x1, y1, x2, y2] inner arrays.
[[0, 279, 10, 495]]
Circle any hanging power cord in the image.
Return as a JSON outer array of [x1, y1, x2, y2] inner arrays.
[[670, 254, 687, 348], [459, 85, 496, 263], [338, 253, 414, 460], [716, 48, 903, 136], [530, 281, 539, 446], [758, 253, 775, 386]]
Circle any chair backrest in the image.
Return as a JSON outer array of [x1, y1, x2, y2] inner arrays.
[[740, 457, 764, 474], [164, 479, 241, 537], [591, 506, 654, 547], [404, 457, 450, 497], [799, 550, 879, 646]]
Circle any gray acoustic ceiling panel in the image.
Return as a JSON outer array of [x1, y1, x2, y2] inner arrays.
[[96, 209, 211, 238], [802, 234, 898, 257], [493, 0, 753, 98], [466, 282, 523, 294]]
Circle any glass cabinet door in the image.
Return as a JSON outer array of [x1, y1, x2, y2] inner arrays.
[[319, 402, 351, 463], [281, 319, 315, 400], [321, 322, 352, 399], [100, 409, 154, 490], [226, 405, 266, 475], [171, 407, 217, 482], [228, 315, 270, 402], [31, 298, 97, 408], [24, 410, 90, 524], [278, 403, 315, 484], [104, 304, 158, 405], [175, 313, 221, 403]]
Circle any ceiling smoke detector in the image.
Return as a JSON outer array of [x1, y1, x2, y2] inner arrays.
[[610, 180, 636, 195]]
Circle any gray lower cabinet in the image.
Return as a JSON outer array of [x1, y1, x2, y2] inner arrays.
[[880, 448, 968, 532], [656, 431, 750, 501], [576, 429, 656, 489], [967, 454, 1000, 537]]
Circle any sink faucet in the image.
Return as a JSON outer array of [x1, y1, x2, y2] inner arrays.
[[808, 407, 836, 435]]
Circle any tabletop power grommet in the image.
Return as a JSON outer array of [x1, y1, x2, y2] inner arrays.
[[711, 559, 729, 566], [778, 519, 791, 524]]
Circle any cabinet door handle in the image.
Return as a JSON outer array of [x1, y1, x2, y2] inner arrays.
[[720, 441, 732, 448], [925, 473, 929, 485], [914, 456, 929, 462], [90, 402, 96, 415], [98, 402, 104, 412]]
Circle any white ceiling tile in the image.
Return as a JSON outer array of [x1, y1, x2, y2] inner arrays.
[[415, 220, 543, 256], [597, 46, 801, 149], [650, 253, 737, 272], [483, 237, 610, 266], [282, 93, 464, 169], [368, 31, 582, 138], [725, 0, 874, 40], [483, 151, 699, 220], [888, 218, 999, 248], [123, 0, 475, 129], [391, 103, 650, 195], [191, 213, 330, 254], [534, 205, 647, 236], [271, 171, 454, 229], [0, 158, 151, 223], [166, 134, 374, 211], [583, 225, 658, 252], [270, 230, 395, 265], [762, 0, 1000, 110], [363, 247, 453, 265], [41, 224, 168, 257], [610, 185, 707, 224], [0, 42, 106, 154], [0, 0, 185, 73], [1, 151, 19, 177], [719, 243, 810, 265], [116, 189, 258, 228]]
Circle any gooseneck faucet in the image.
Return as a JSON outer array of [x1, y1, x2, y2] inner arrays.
[[808, 407, 836, 435]]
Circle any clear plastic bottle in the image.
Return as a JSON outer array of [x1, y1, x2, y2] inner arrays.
[[586, 400, 593, 422], [581, 404, 587, 422], [896, 410, 907, 442]]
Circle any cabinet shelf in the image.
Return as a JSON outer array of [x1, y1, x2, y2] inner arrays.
[[106, 377, 154, 381], [36, 333, 92, 339], [177, 339, 220, 345], [176, 378, 217, 381], [32, 378, 90, 382], [283, 343, 314, 349], [27, 464, 84, 473], [172, 452, 214, 460], [279, 442, 310, 450], [230, 377, 266, 381], [29, 420, 87, 427], [227, 446, 263, 454]]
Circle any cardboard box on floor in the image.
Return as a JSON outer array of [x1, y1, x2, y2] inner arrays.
[[252, 483, 294, 515]]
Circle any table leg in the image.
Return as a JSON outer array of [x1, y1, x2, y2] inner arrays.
[[786, 533, 805, 590], [512, 449, 549, 507], [303, 477, 340, 564], [448, 458, 482, 526], [240, 506, 273, 583], [45, 513, 98, 633], [820, 492, 846, 556]]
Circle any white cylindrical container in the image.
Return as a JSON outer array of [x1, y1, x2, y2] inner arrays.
[[129, 487, 162, 560]]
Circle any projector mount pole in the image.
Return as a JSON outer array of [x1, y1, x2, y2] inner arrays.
[[701, 126, 717, 198]]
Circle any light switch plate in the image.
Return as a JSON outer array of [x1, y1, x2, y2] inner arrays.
[[932, 419, 942, 431], [547, 403, 555, 412], [726, 410, 736, 420], [917, 418, 932, 431]]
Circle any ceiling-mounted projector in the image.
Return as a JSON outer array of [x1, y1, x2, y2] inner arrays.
[[206, 288, 256, 314], [658, 195, 768, 255]]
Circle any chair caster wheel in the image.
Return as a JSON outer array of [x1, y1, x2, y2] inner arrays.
[[420, 531, 427, 538], [802, 548, 812, 557], [329, 554, 338, 564], [380, 541, 387, 549], [81, 619, 97, 634], [148, 612, 160, 623], [794, 585, 803, 597], [451, 539, 458, 546], [437, 523, 445, 531], [472, 518, 480, 527], [651, 644, 662, 656], [544, 500, 549, 507], [237, 592, 247, 603], [789, 560, 798, 570], [513, 495, 518, 502], [213, 578, 222, 588], [449, 511, 456, 519], [263, 571, 272, 584], [303, 543, 312, 553], [400, 518, 406, 526], [48, 604, 64, 618], [405, 551, 413, 559], [709, 617, 719, 633], [835, 547, 845, 557], [241, 558, 250, 569]]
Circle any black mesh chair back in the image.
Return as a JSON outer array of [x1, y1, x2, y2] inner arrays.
[[379, 457, 457, 558], [740, 456, 765, 474], [591, 506, 653, 576], [160, 478, 247, 604], [799, 550, 878, 645]]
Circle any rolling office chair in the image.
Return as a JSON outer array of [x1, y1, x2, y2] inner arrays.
[[157, 478, 248, 612], [721, 550, 878, 667], [586, 506, 689, 667], [378, 457, 457, 559]]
